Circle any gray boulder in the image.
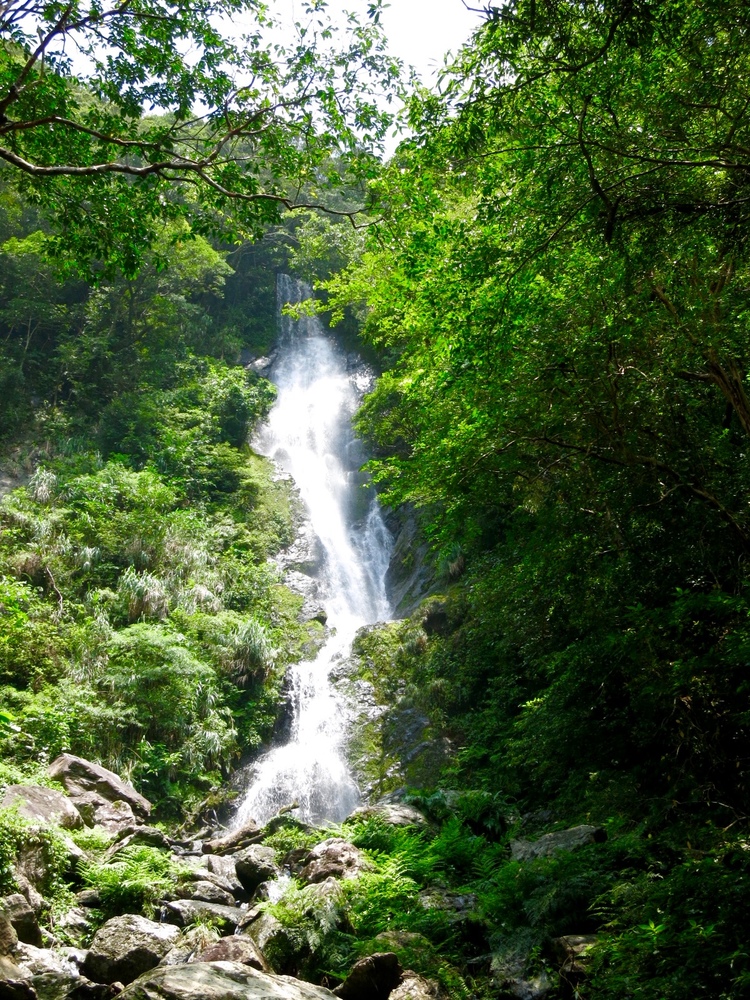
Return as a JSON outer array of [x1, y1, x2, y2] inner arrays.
[[0, 895, 42, 947], [203, 856, 245, 898], [116, 961, 336, 1000], [67, 792, 139, 834], [14, 942, 83, 1000], [196, 938, 267, 971], [333, 953, 402, 1000], [183, 881, 236, 907], [244, 914, 303, 975], [83, 914, 180, 985], [510, 826, 606, 862], [0, 912, 18, 956], [48, 755, 151, 822], [162, 901, 242, 933], [0, 954, 35, 1000], [233, 846, 279, 895], [106, 828, 171, 860], [1, 786, 83, 831], [390, 972, 447, 1000], [348, 803, 428, 828], [297, 840, 370, 885]]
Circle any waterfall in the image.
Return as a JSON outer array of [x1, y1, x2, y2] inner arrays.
[[232, 274, 392, 827]]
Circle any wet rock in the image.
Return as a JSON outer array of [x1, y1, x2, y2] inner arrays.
[[348, 803, 428, 828], [510, 826, 606, 862], [283, 571, 327, 625], [276, 518, 325, 576], [162, 901, 242, 934], [332, 953, 402, 1000], [14, 941, 85, 999], [116, 961, 336, 1000], [233, 846, 279, 895], [0, 895, 42, 947], [48, 756, 151, 823], [182, 882, 235, 907], [297, 840, 371, 885], [196, 938, 267, 972], [390, 972, 447, 1000], [1, 786, 83, 832], [83, 915, 180, 985], [9, 875, 45, 929], [201, 823, 262, 856], [383, 506, 435, 617]]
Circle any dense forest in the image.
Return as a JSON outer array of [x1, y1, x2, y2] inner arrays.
[[1, 1, 750, 998]]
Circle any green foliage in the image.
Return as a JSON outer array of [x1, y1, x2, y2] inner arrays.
[[80, 845, 189, 919], [0, 806, 71, 900], [0, 0, 399, 276]]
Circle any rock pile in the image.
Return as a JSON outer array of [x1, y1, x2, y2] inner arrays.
[[0, 756, 442, 1000]]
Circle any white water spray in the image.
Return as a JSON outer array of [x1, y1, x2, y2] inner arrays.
[[233, 275, 392, 827]]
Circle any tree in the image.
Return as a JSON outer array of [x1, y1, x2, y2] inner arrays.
[[0, 0, 399, 273]]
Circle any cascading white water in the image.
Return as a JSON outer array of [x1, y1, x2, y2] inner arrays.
[[233, 274, 392, 827]]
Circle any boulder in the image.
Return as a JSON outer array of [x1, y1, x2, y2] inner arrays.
[[333, 953, 403, 1000], [0, 957, 35, 1000], [53, 907, 93, 947], [0, 895, 42, 947], [296, 840, 371, 885], [106, 828, 172, 860], [48, 755, 151, 822], [14, 942, 81, 999], [162, 901, 242, 933], [390, 972, 447, 1000], [348, 803, 428, 828], [417, 890, 477, 924], [76, 890, 103, 909], [182, 881, 236, 907], [490, 953, 552, 1000], [233, 846, 279, 895], [1, 786, 83, 831], [552, 934, 598, 976], [510, 826, 606, 862], [0, 913, 18, 956], [116, 961, 336, 1000], [201, 823, 262, 856], [196, 938, 267, 972], [244, 914, 303, 975], [69, 793, 139, 834], [203, 856, 245, 899], [82, 914, 179, 985]]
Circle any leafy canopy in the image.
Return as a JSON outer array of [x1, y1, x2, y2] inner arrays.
[[0, 0, 400, 273]]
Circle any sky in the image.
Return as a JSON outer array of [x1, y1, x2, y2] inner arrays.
[[270, 0, 486, 153], [378, 0, 483, 81], [274, 0, 484, 83]]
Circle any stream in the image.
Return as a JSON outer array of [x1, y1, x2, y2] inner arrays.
[[232, 274, 393, 827]]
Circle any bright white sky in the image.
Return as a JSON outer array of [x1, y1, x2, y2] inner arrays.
[[270, 0, 486, 153], [273, 0, 484, 82]]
